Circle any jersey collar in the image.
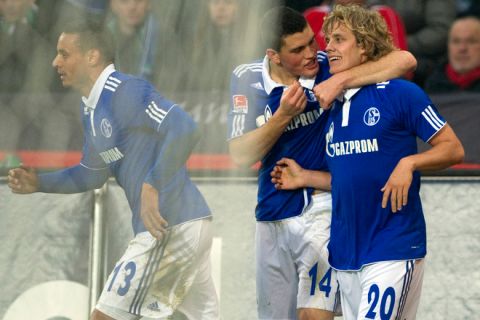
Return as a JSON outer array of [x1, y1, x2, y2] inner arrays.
[[343, 87, 361, 101], [261, 56, 316, 95], [82, 64, 116, 113]]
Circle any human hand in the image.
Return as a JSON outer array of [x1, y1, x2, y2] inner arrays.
[[313, 75, 344, 109], [381, 158, 414, 213], [271, 158, 305, 190], [277, 81, 307, 118], [140, 183, 168, 240], [8, 165, 39, 194]]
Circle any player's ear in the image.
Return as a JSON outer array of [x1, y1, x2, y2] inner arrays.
[[266, 48, 281, 65], [87, 49, 102, 67]]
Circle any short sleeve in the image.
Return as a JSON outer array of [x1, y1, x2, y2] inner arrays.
[[227, 63, 264, 140], [391, 80, 447, 143]]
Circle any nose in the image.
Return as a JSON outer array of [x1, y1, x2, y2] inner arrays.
[[325, 39, 334, 53], [52, 55, 59, 68], [305, 43, 316, 59]]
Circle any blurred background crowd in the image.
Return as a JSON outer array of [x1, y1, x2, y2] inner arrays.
[[0, 0, 479, 168]]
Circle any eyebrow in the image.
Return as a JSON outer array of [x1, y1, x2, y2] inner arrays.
[[290, 35, 316, 52]]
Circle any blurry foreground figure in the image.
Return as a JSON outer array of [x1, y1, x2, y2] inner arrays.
[[8, 19, 218, 320]]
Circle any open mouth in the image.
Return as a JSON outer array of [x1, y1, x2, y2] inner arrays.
[[305, 59, 318, 69]]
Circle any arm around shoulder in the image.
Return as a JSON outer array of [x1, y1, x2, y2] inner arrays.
[[340, 50, 417, 89], [314, 50, 417, 108]]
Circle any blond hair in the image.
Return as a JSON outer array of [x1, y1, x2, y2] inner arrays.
[[322, 4, 395, 61]]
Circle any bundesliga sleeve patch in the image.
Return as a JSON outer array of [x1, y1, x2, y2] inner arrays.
[[233, 95, 248, 114]]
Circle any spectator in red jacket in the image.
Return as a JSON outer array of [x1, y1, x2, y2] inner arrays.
[[425, 15, 480, 93]]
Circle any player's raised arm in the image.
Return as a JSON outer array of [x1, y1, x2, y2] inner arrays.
[[314, 50, 417, 109], [229, 81, 307, 167]]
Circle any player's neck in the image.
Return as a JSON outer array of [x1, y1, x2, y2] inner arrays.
[[269, 61, 297, 86], [79, 66, 107, 97]]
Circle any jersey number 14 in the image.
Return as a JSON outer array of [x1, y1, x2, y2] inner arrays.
[[309, 263, 332, 297]]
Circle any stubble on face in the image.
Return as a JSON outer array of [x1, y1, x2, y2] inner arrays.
[[278, 26, 319, 79]]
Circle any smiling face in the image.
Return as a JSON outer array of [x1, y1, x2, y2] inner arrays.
[[324, 22, 366, 74], [51, 33, 90, 93], [271, 25, 319, 79]]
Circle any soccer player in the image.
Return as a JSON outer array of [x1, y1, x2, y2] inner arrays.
[[227, 6, 416, 320], [7, 20, 218, 320], [270, 5, 465, 319]]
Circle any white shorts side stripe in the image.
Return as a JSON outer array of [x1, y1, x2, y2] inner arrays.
[[395, 260, 414, 320], [129, 237, 162, 314], [129, 232, 171, 315]]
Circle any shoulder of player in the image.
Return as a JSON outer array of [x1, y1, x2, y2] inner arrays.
[[316, 51, 328, 63], [368, 78, 420, 93], [107, 75, 176, 114], [107, 75, 157, 106], [109, 74, 151, 93], [232, 60, 263, 80]]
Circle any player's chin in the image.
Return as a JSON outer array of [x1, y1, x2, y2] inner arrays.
[[302, 65, 319, 78], [60, 79, 71, 87], [329, 65, 345, 75]]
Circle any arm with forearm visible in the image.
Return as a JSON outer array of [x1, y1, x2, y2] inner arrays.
[[8, 164, 109, 194], [229, 111, 293, 167], [315, 50, 417, 108], [229, 82, 307, 167], [337, 50, 416, 88], [271, 158, 331, 191], [38, 165, 110, 193], [382, 124, 464, 212]]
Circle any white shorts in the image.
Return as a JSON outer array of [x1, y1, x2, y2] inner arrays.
[[96, 218, 219, 320], [337, 259, 425, 320], [256, 192, 340, 319]]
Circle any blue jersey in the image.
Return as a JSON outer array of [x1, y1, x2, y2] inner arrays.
[[325, 79, 446, 270], [228, 53, 331, 221], [39, 65, 210, 235]]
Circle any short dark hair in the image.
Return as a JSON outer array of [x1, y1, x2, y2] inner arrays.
[[62, 19, 115, 64], [261, 6, 308, 51]]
